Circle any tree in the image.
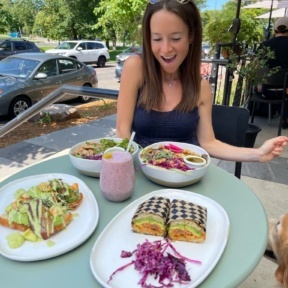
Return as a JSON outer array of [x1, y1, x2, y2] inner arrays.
[[94, 0, 207, 49], [0, 2, 12, 33], [13, 0, 44, 35], [33, 0, 100, 41], [94, 0, 146, 49], [204, 1, 265, 51], [0, 0, 21, 34]]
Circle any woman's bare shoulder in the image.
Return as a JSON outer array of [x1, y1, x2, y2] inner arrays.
[[122, 55, 143, 86], [201, 78, 210, 89], [199, 78, 213, 105], [124, 54, 143, 69]]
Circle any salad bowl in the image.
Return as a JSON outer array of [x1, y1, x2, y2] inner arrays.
[[138, 141, 210, 187], [69, 137, 139, 177]]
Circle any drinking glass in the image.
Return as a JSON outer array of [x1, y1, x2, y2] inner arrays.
[[100, 151, 135, 202]]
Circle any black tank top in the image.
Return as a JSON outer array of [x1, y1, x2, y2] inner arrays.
[[132, 106, 200, 148]]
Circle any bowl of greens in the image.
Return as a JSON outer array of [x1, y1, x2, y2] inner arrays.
[[138, 141, 210, 187], [69, 137, 139, 177]]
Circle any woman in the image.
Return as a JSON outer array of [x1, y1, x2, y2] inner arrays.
[[116, 0, 288, 163]]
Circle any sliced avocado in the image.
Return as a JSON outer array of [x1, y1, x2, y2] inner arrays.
[[5, 204, 12, 214], [169, 224, 202, 236], [47, 240, 55, 247], [134, 217, 165, 229], [23, 229, 38, 242], [14, 188, 27, 199], [8, 209, 29, 226], [53, 215, 65, 227], [27, 186, 56, 202], [6, 232, 25, 249]]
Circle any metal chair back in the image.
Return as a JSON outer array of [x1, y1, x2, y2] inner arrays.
[[250, 68, 288, 135]]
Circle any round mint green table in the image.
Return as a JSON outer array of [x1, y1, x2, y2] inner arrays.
[[0, 154, 267, 288]]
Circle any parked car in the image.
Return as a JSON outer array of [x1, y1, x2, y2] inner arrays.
[[0, 53, 98, 118], [115, 46, 142, 82], [0, 39, 41, 60], [45, 40, 110, 67], [116, 46, 142, 63]]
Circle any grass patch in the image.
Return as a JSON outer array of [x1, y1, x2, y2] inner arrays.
[[109, 46, 126, 62], [40, 46, 56, 52]]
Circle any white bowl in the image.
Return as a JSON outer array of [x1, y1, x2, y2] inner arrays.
[[69, 137, 139, 177], [138, 141, 210, 187], [183, 155, 207, 168]]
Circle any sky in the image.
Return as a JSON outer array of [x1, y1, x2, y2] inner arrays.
[[205, 0, 229, 10]]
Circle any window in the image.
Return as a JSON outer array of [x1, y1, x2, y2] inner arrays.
[[87, 42, 96, 50], [14, 42, 27, 51], [95, 43, 104, 49], [78, 43, 86, 50], [0, 42, 12, 51], [59, 59, 77, 74], [38, 60, 57, 77], [26, 42, 34, 50]]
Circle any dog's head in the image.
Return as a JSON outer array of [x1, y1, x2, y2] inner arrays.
[[268, 215, 288, 287]]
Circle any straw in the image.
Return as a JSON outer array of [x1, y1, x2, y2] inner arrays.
[[125, 131, 136, 158]]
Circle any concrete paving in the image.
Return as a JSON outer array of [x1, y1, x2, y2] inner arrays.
[[0, 113, 287, 287]]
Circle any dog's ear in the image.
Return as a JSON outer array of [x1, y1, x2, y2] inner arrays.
[[275, 248, 288, 287], [275, 263, 286, 286]]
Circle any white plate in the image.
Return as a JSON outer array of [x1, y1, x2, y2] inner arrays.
[[0, 173, 99, 261], [90, 189, 229, 288]]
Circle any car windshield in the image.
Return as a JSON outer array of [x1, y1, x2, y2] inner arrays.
[[0, 57, 40, 79], [56, 42, 78, 50]]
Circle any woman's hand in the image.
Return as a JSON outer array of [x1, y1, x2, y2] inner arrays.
[[257, 136, 288, 162]]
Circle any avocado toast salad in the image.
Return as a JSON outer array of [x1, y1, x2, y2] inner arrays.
[[0, 178, 83, 247], [72, 138, 134, 160]]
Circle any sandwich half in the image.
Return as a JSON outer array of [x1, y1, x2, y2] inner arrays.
[[167, 199, 207, 243], [131, 196, 170, 236]]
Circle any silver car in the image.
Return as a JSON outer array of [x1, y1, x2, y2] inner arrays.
[[115, 46, 142, 63], [0, 53, 98, 118], [115, 46, 142, 82]]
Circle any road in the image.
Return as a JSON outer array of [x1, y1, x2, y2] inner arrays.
[[95, 63, 120, 90], [0, 62, 120, 125]]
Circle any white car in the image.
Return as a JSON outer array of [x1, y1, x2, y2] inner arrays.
[[46, 40, 110, 67]]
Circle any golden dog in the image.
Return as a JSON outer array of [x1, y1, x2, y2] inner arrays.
[[266, 215, 288, 287]]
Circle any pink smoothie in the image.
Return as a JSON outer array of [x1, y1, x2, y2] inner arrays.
[[100, 151, 135, 202]]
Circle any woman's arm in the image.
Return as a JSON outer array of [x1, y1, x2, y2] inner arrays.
[[197, 79, 288, 162], [116, 55, 143, 139]]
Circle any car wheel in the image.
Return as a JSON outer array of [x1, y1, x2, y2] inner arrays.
[[8, 96, 31, 118], [97, 56, 106, 67], [79, 84, 91, 103]]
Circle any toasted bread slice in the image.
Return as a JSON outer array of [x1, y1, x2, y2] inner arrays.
[[0, 213, 73, 239], [67, 193, 83, 210]]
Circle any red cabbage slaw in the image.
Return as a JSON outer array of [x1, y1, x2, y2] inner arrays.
[[108, 238, 201, 287], [140, 143, 204, 172]]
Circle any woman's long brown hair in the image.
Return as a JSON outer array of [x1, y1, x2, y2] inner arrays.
[[139, 0, 202, 112]]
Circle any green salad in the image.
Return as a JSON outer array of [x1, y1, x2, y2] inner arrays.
[[72, 138, 134, 160]]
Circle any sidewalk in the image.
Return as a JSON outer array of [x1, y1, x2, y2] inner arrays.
[[0, 113, 287, 287]]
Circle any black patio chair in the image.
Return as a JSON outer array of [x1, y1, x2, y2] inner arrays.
[[249, 68, 288, 136], [212, 104, 250, 179]]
